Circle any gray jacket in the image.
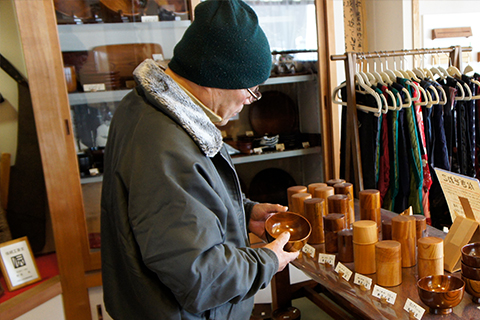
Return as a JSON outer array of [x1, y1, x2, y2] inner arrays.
[[101, 59, 278, 320]]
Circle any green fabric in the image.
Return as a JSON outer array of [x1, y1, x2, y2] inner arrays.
[[168, 0, 271, 89], [383, 110, 399, 211]]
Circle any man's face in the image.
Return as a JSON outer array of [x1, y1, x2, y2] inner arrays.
[[210, 86, 259, 126]]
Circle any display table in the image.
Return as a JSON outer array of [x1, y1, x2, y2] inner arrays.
[[271, 206, 480, 319]]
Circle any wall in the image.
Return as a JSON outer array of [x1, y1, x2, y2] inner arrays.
[[0, 0, 25, 165]]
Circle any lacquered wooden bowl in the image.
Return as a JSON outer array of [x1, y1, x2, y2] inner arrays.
[[462, 243, 480, 268], [461, 261, 480, 281], [417, 275, 465, 315], [265, 212, 311, 252], [462, 275, 480, 304]]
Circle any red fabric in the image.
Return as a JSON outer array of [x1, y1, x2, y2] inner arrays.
[[0, 253, 58, 303]]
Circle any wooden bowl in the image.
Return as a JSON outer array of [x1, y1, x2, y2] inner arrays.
[[265, 212, 311, 252], [462, 243, 480, 268], [462, 275, 480, 304], [461, 261, 480, 281], [417, 275, 465, 315]]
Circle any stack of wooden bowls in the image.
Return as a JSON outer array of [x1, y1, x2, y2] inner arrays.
[[461, 242, 480, 303]]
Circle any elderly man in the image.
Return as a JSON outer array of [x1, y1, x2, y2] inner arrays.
[[101, 1, 299, 319]]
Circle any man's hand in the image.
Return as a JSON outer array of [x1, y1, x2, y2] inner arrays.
[[264, 231, 299, 272], [249, 203, 288, 240]]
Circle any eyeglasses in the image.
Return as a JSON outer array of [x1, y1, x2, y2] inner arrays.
[[247, 87, 262, 101]]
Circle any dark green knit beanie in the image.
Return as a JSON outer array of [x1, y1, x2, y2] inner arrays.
[[168, 0, 271, 89]]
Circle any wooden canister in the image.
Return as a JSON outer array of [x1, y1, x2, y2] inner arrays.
[[304, 198, 325, 244], [391, 215, 417, 268], [323, 213, 345, 253], [313, 186, 334, 215], [417, 237, 444, 279], [353, 220, 378, 274], [413, 214, 427, 243], [375, 240, 402, 287], [290, 192, 311, 215], [338, 228, 354, 263], [333, 182, 355, 227], [308, 182, 327, 195], [326, 178, 346, 186], [359, 189, 381, 234], [381, 219, 392, 240], [287, 186, 307, 210], [64, 65, 77, 93], [327, 194, 349, 216]]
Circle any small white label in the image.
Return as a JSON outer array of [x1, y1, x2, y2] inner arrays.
[[335, 262, 353, 281], [372, 285, 397, 305], [353, 273, 372, 290], [89, 168, 100, 176], [141, 15, 159, 22], [83, 83, 106, 92], [302, 244, 315, 258], [302, 141, 310, 148], [253, 147, 263, 154], [404, 298, 425, 320], [275, 143, 285, 152], [318, 253, 335, 266], [152, 53, 164, 61], [245, 131, 254, 137]]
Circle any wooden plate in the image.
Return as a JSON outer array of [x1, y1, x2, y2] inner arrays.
[[249, 90, 298, 136]]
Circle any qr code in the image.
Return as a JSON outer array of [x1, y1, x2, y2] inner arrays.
[[11, 254, 26, 268]]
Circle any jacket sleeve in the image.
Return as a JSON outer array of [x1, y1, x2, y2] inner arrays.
[[124, 120, 278, 314]]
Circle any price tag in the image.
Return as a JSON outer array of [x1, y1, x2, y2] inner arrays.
[[302, 244, 315, 258], [141, 15, 159, 22], [404, 298, 425, 320], [318, 253, 335, 266], [152, 53, 164, 61], [275, 143, 285, 152], [372, 285, 397, 305], [353, 273, 372, 291], [253, 147, 263, 154], [89, 168, 100, 176], [302, 141, 310, 148], [334, 262, 352, 281], [245, 131, 254, 137], [83, 83, 106, 92]]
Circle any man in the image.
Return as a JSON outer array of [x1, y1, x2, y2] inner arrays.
[[101, 1, 299, 319]]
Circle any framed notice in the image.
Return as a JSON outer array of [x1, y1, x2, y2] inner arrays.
[[0, 237, 41, 291]]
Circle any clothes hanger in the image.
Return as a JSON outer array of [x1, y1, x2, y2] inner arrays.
[[332, 74, 383, 115]]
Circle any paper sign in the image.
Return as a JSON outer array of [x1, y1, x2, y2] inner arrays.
[[335, 262, 353, 281], [434, 168, 480, 223], [318, 253, 335, 266], [302, 244, 315, 258], [353, 273, 372, 290], [372, 285, 397, 305], [83, 83, 106, 92], [404, 298, 425, 320]]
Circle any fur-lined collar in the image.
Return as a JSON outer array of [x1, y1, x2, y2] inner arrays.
[[133, 59, 223, 157]]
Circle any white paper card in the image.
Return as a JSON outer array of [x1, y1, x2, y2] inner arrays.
[[83, 83, 106, 92], [275, 143, 285, 152], [372, 285, 397, 305], [141, 15, 159, 22], [253, 147, 263, 154], [353, 273, 372, 290], [404, 298, 425, 320], [302, 244, 315, 258], [318, 253, 335, 266], [302, 141, 310, 148], [335, 262, 353, 281], [0, 240, 39, 287]]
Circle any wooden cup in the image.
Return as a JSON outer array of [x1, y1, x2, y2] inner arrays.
[[334, 182, 355, 228], [287, 186, 307, 210], [353, 220, 378, 274], [417, 237, 444, 279], [304, 198, 325, 244], [313, 186, 334, 215], [290, 192, 312, 215], [359, 189, 381, 234], [413, 214, 427, 244], [392, 215, 417, 268], [338, 228, 354, 263], [376, 240, 402, 287], [308, 183, 327, 195], [324, 213, 345, 253]]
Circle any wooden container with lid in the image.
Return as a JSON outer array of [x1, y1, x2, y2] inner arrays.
[[323, 213, 345, 253], [375, 240, 402, 287], [303, 198, 325, 244], [327, 194, 349, 215], [338, 228, 354, 263], [313, 186, 334, 215], [326, 178, 346, 186], [381, 219, 392, 240], [307, 183, 327, 195], [353, 220, 378, 274], [334, 182, 355, 228], [392, 215, 417, 267], [290, 192, 311, 215], [287, 186, 307, 209], [413, 214, 427, 244], [417, 237, 444, 279], [359, 189, 381, 234]]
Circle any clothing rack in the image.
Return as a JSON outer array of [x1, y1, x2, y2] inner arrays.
[[330, 46, 473, 196]]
